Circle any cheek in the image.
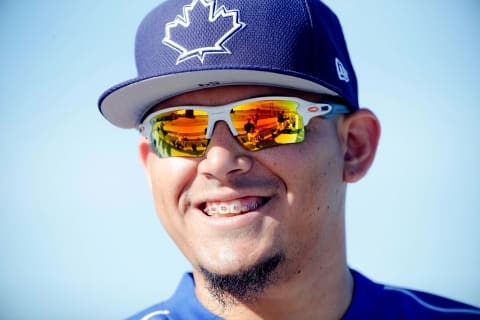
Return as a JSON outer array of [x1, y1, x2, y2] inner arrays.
[[149, 155, 196, 195], [297, 136, 344, 216], [264, 122, 343, 191], [147, 155, 197, 227], [278, 145, 345, 266], [266, 122, 345, 227]]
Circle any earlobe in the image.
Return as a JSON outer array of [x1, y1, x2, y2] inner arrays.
[[139, 137, 153, 189], [139, 137, 151, 168], [342, 109, 381, 183]]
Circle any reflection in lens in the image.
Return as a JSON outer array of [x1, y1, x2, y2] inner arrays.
[[148, 100, 306, 157], [150, 109, 209, 157], [231, 100, 304, 151]]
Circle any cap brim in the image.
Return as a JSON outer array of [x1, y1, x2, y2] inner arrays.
[[98, 69, 339, 129]]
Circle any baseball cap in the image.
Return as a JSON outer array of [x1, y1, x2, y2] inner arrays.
[[98, 0, 358, 129]]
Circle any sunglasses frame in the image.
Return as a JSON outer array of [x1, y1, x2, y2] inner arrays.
[[139, 96, 350, 156]]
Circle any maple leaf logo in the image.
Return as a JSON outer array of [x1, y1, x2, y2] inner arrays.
[[162, 0, 246, 64]]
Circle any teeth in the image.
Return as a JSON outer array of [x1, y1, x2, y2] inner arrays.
[[204, 199, 263, 216], [219, 203, 229, 214], [230, 201, 242, 214], [207, 203, 218, 214]]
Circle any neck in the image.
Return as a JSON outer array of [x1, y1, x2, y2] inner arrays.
[[194, 239, 353, 319], [237, 266, 353, 320]]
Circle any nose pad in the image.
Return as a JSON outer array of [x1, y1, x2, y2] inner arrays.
[[198, 121, 253, 179], [206, 121, 243, 152]]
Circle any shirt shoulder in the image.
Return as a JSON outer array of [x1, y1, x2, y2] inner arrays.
[[127, 305, 172, 320], [343, 269, 480, 320], [125, 273, 222, 320]]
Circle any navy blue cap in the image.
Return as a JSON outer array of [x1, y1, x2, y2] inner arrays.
[[99, 0, 358, 128]]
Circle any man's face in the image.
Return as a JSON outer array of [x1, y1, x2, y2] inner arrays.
[[140, 85, 348, 292]]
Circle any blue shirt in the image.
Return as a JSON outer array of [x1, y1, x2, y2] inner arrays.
[[128, 270, 480, 319]]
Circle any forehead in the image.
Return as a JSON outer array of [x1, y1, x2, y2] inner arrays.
[[147, 85, 326, 115]]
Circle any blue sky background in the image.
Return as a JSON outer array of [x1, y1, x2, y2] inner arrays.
[[1, 1, 479, 319]]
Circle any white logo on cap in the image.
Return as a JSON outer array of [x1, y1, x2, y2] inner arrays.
[[163, 0, 246, 64], [335, 57, 350, 83]]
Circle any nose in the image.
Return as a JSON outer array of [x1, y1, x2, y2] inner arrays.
[[197, 121, 253, 180]]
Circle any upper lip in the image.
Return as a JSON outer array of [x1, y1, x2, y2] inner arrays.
[[191, 191, 272, 210]]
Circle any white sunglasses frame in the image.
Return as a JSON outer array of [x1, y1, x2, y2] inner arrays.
[[139, 96, 350, 142]]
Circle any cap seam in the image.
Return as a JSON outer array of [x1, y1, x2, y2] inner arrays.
[[303, 0, 314, 29]]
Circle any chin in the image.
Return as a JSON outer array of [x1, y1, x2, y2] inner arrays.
[[197, 241, 280, 275], [198, 252, 286, 304]]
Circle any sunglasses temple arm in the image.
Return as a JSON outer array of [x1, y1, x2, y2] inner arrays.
[[300, 103, 351, 124], [323, 103, 351, 119]]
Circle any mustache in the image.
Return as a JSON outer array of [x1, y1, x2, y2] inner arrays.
[[198, 175, 284, 192]]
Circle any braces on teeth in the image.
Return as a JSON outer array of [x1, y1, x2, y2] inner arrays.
[[204, 200, 260, 215]]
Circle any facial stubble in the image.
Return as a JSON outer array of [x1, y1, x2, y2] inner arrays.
[[199, 252, 286, 306]]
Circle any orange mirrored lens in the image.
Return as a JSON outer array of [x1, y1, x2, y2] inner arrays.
[[150, 109, 209, 157], [231, 100, 304, 151], [149, 100, 305, 157]]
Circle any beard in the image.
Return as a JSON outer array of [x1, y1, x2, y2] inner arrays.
[[199, 252, 286, 307]]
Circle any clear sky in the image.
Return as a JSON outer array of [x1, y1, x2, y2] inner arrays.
[[1, 0, 479, 319]]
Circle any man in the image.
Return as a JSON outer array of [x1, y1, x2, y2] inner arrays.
[[98, 0, 480, 319]]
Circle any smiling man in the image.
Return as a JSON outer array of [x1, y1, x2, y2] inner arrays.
[[98, 0, 480, 319]]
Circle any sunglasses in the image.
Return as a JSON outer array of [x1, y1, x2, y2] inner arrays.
[[139, 96, 350, 158]]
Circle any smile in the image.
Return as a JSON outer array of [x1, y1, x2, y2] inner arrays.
[[201, 197, 269, 217]]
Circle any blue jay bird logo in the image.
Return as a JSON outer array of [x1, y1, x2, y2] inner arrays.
[[163, 0, 246, 64]]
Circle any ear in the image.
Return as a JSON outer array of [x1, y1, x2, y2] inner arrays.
[[139, 137, 153, 189], [341, 109, 381, 183]]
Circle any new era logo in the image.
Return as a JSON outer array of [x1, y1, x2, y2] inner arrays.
[[335, 57, 350, 83], [163, 0, 246, 64]]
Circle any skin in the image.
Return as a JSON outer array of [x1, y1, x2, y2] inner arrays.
[[139, 85, 381, 319]]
